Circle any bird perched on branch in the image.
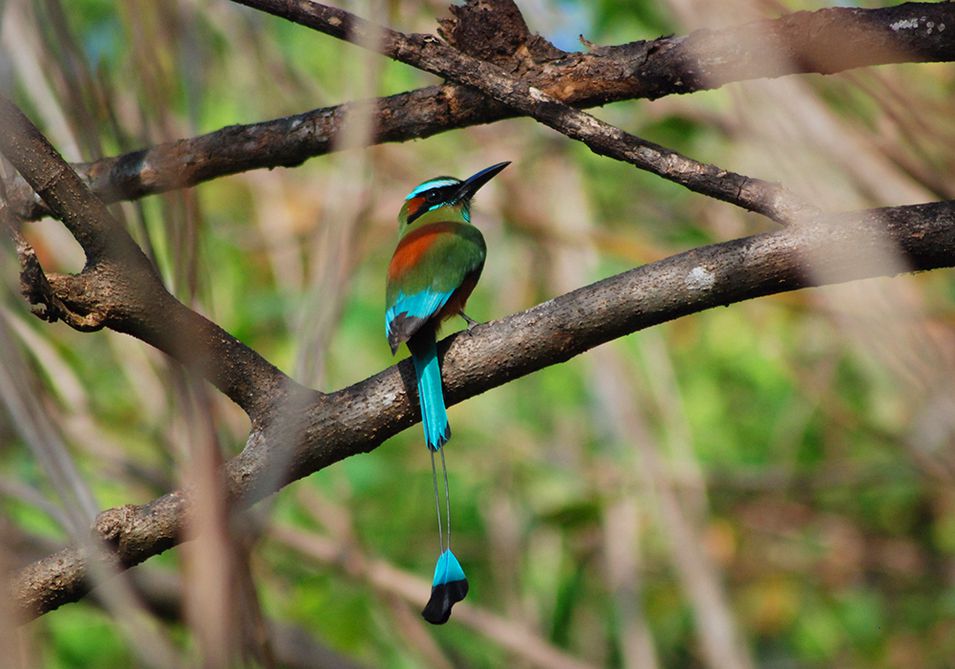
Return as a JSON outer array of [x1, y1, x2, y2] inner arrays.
[[385, 161, 509, 624]]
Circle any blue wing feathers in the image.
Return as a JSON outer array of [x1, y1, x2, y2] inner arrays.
[[385, 289, 454, 340]]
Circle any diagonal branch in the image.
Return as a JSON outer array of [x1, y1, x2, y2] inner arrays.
[[14, 196, 955, 618], [232, 0, 817, 224], [0, 96, 298, 419], [8, 0, 955, 624], [8, 1, 953, 220]]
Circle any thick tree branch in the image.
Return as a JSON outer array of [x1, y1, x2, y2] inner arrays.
[[9, 0, 955, 625], [14, 197, 955, 618], [8, 1, 953, 220], [216, 0, 823, 223], [0, 97, 297, 419]]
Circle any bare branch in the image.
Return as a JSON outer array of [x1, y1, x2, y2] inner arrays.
[[0, 96, 298, 418], [622, 1, 955, 96], [9, 1, 953, 220], [231, 0, 818, 223], [8, 0, 955, 629], [14, 197, 955, 618]]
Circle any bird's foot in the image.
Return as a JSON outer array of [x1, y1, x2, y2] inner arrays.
[[460, 311, 480, 333]]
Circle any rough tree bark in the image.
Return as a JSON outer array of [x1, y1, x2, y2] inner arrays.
[[3, 0, 954, 625], [6, 1, 953, 220]]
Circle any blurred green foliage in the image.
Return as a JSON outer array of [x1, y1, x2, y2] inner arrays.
[[2, 1, 955, 668]]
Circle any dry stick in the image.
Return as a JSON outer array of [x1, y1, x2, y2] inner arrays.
[[14, 1, 954, 221]]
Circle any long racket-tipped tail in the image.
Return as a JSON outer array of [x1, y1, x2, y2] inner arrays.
[[410, 330, 465, 623]]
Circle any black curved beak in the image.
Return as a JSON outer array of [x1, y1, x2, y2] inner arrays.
[[456, 161, 510, 201]]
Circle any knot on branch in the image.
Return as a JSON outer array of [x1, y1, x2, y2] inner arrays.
[[93, 505, 142, 561], [438, 0, 564, 69], [14, 233, 106, 331]]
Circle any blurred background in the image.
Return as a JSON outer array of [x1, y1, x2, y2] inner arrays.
[[2, 0, 955, 667]]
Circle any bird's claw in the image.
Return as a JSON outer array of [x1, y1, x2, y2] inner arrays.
[[460, 311, 480, 333]]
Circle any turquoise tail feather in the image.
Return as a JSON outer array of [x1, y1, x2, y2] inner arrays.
[[409, 331, 451, 450], [408, 330, 466, 624]]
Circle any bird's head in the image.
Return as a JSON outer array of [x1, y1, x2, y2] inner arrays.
[[398, 161, 509, 231]]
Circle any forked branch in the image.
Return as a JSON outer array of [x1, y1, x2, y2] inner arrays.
[[0, 95, 297, 419], [9, 109, 955, 612], [6, 0, 955, 626], [7, 1, 953, 220]]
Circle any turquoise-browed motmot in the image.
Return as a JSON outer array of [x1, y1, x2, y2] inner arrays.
[[385, 161, 509, 624]]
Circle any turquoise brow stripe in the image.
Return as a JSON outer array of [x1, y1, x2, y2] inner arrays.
[[406, 178, 460, 200]]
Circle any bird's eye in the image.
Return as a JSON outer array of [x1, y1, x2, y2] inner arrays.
[[426, 190, 441, 203]]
